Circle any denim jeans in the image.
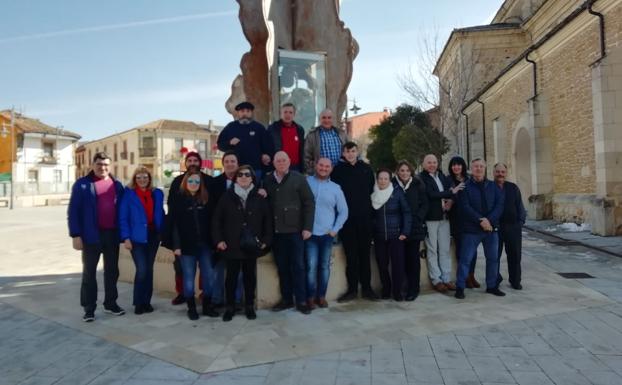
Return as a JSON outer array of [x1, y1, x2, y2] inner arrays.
[[130, 231, 160, 306], [456, 231, 499, 290], [305, 234, 334, 300], [81, 229, 120, 311], [272, 233, 306, 304], [180, 245, 222, 300]]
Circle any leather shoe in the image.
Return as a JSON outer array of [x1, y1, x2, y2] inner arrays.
[[272, 301, 294, 312], [454, 288, 465, 299], [486, 288, 506, 296], [434, 282, 448, 293], [404, 294, 418, 302], [245, 306, 256, 320], [222, 309, 235, 322], [393, 295, 404, 302], [445, 282, 457, 291], [171, 294, 185, 306], [362, 289, 380, 301], [307, 299, 317, 310], [317, 298, 328, 308], [511, 283, 523, 290], [296, 304, 311, 315], [337, 291, 357, 303]]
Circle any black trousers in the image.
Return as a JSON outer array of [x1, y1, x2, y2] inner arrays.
[[80, 229, 120, 311], [498, 223, 522, 286], [404, 240, 422, 296], [225, 259, 256, 307], [374, 238, 405, 298], [340, 219, 373, 293]]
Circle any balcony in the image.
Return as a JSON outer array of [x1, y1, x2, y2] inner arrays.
[[139, 147, 156, 157], [39, 155, 58, 165]]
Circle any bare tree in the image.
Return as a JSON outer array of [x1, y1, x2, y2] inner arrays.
[[398, 28, 481, 156]]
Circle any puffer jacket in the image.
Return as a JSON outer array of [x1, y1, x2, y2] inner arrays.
[[372, 187, 412, 240]]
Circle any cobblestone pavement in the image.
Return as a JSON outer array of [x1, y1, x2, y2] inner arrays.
[[1, 207, 622, 385]]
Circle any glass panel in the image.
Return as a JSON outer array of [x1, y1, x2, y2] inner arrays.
[[278, 50, 326, 135]]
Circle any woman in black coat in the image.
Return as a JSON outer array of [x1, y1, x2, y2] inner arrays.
[[372, 168, 412, 301], [447, 156, 479, 288], [212, 165, 273, 322], [393, 160, 429, 301]]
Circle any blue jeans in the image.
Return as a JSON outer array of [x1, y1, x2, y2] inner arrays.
[[272, 233, 306, 304], [456, 232, 499, 290], [305, 234, 334, 300], [130, 231, 160, 306], [180, 245, 223, 300]]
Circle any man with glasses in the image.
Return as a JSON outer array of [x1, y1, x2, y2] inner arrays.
[[304, 109, 348, 175], [68, 152, 125, 322]]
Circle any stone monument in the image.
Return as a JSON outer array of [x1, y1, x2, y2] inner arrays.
[[226, 0, 359, 131]]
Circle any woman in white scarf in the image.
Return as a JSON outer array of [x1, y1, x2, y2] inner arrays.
[[371, 168, 412, 301]]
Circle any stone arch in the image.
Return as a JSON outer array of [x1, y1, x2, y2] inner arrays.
[[512, 126, 533, 206]]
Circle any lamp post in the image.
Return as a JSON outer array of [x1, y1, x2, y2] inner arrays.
[[1, 109, 15, 209], [343, 98, 361, 135]]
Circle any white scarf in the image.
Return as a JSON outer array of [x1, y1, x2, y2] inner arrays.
[[234, 183, 254, 207], [396, 177, 412, 191], [371, 183, 394, 210]]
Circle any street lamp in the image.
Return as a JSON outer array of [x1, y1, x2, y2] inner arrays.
[[343, 98, 361, 134], [1, 109, 15, 209]]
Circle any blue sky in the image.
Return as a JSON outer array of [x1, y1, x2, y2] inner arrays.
[[1, 0, 502, 140]]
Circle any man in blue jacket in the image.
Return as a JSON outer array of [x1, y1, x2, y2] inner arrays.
[[455, 158, 505, 299], [68, 152, 125, 321], [217, 101, 272, 179]]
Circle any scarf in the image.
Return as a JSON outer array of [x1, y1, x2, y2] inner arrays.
[[234, 183, 254, 208], [371, 183, 394, 210], [396, 177, 412, 191], [135, 187, 154, 227]]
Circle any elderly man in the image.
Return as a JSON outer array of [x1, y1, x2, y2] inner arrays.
[[217, 101, 272, 179], [263, 151, 316, 314], [455, 158, 505, 299], [305, 157, 348, 308], [494, 163, 527, 290], [68, 152, 125, 322], [304, 109, 348, 174], [419, 154, 463, 293], [268, 103, 305, 172]]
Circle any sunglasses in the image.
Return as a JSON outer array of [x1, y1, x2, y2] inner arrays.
[[237, 171, 252, 178], [187, 179, 201, 185]]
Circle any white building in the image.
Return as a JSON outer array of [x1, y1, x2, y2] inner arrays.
[[0, 110, 81, 207]]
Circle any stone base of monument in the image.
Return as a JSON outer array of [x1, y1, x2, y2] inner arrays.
[[119, 243, 458, 309]]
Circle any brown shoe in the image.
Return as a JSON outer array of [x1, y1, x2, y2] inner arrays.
[[445, 282, 456, 291], [469, 273, 481, 288], [317, 298, 328, 308], [434, 282, 448, 293], [307, 299, 317, 310], [466, 275, 474, 289]]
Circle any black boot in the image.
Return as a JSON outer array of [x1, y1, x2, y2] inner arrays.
[[187, 298, 199, 320], [202, 297, 219, 318], [222, 307, 235, 322], [245, 306, 257, 320]]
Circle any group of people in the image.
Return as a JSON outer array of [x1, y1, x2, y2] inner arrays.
[[67, 100, 526, 324]]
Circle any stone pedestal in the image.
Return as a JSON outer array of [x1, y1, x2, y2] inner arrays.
[[527, 194, 552, 220], [119, 243, 458, 309], [590, 196, 621, 236]]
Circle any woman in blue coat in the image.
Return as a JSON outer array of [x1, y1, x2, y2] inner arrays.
[[119, 166, 165, 315], [372, 168, 412, 301]]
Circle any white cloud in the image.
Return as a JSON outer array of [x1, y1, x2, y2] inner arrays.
[[0, 10, 237, 43]]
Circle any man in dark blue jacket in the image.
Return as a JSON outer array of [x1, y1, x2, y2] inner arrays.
[[494, 163, 527, 290], [68, 152, 125, 322], [455, 158, 505, 299], [217, 101, 272, 179]]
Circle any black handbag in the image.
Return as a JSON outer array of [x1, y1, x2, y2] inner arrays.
[[240, 224, 263, 255]]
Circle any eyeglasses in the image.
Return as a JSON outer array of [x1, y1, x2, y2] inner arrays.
[[187, 179, 201, 185], [237, 172, 252, 178]]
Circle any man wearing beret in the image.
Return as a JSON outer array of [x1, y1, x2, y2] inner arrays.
[[217, 101, 273, 179]]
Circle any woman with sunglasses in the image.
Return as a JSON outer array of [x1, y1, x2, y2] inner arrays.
[[169, 166, 219, 320], [212, 165, 272, 322], [119, 166, 165, 314]]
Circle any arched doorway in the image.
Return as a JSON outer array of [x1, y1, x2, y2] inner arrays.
[[514, 127, 533, 206]]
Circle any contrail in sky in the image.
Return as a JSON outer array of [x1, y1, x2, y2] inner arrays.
[[0, 10, 237, 43]]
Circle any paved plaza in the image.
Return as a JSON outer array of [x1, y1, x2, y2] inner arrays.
[[1, 206, 622, 385]]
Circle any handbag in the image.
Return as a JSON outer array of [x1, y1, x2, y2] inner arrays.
[[239, 201, 263, 255]]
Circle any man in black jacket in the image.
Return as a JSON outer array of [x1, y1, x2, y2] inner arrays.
[[419, 154, 463, 293], [267, 103, 305, 172], [331, 142, 380, 302], [494, 163, 527, 290]]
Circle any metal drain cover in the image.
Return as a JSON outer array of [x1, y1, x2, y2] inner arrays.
[[557, 272, 595, 279]]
